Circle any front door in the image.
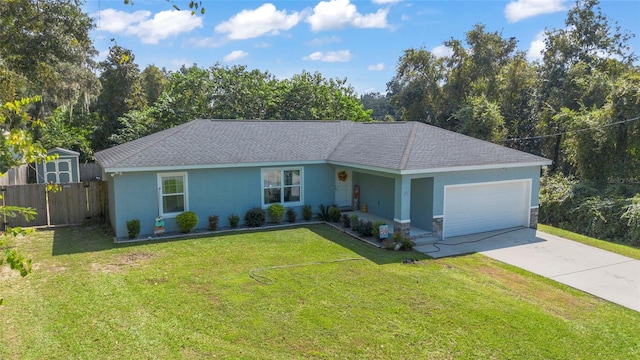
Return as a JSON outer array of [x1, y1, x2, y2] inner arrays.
[[334, 169, 352, 207]]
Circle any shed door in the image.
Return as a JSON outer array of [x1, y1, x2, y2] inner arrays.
[[45, 159, 72, 183], [443, 180, 530, 238]]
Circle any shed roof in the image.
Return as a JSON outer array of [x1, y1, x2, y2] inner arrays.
[[95, 120, 551, 173]]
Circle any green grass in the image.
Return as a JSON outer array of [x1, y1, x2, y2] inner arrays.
[[538, 224, 640, 260], [1, 224, 639, 359]]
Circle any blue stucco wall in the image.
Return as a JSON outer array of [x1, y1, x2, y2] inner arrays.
[[352, 171, 395, 220], [429, 166, 542, 216], [109, 163, 336, 239], [107, 175, 116, 234], [411, 177, 434, 230], [107, 163, 542, 239]]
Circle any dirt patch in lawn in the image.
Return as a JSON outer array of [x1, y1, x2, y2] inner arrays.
[[0, 266, 22, 280], [474, 260, 599, 319], [91, 252, 156, 273]]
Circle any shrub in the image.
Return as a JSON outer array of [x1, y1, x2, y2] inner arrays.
[[228, 213, 240, 229], [391, 231, 414, 251], [317, 204, 331, 221], [349, 214, 359, 228], [268, 204, 286, 224], [622, 195, 640, 245], [400, 237, 414, 251], [208, 215, 219, 231], [342, 213, 351, 228], [286, 208, 297, 223], [302, 205, 313, 221], [353, 219, 373, 237], [245, 207, 265, 227], [176, 211, 199, 233], [126, 219, 140, 239], [383, 238, 396, 250], [328, 206, 341, 222], [372, 220, 387, 240]]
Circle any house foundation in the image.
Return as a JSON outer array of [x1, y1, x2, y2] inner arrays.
[[393, 220, 411, 237], [530, 207, 539, 229], [432, 217, 443, 240]]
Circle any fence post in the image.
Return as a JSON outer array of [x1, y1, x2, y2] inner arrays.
[[45, 186, 51, 227]]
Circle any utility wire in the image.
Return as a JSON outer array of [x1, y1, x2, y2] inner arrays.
[[497, 115, 640, 143]]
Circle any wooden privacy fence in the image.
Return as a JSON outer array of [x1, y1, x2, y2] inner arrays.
[[0, 165, 28, 185], [1, 181, 108, 228]]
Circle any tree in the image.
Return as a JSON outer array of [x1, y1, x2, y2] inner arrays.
[[209, 65, 278, 120], [537, 0, 637, 172], [441, 24, 518, 130], [496, 55, 538, 153], [360, 92, 396, 121], [93, 45, 147, 150], [386, 48, 445, 124], [279, 71, 371, 121], [0, 0, 98, 119], [141, 65, 168, 106], [455, 94, 506, 141]]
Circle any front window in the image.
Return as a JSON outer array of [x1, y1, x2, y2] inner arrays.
[[158, 173, 187, 216], [262, 168, 302, 206]]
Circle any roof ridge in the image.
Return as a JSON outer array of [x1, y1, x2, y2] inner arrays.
[[201, 119, 344, 123], [327, 121, 358, 161], [106, 120, 199, 165], [399, 122, 419, 170]]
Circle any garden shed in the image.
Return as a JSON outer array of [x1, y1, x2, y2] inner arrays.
[[35, 147, 81, 184]]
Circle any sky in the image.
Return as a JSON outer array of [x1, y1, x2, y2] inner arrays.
[[84, 0, 640, 95]]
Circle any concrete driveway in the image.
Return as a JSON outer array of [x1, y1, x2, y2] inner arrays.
[[415, 228, 640, 312]]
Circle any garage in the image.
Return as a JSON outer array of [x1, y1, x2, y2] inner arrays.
[[443, 179, 531, 238]]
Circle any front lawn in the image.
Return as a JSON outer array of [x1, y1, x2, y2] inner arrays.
[[1, 224, 638, 359]]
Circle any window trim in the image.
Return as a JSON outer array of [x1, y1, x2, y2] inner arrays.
[[45, 159, 73, 184], [261, 167, 303, 208], [157, 172, 189, 217]]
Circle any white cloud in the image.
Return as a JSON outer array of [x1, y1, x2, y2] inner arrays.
[[368, 63, 384, 71], [215, 3, 304, 40], [303, 50, 352, 62], [223, 50, 249, 62], [431, 45, 453, 58], [189, 36, 226, 48], [307, 0, 389, 31], [94, 9, 203, 44], [372, 0, 400, 4], [95, 9, 150, 33], [527, 31, 546, 61], [305, 36, 342, 46], [504, 0, 567, 23], [254, 42, 272, 48]]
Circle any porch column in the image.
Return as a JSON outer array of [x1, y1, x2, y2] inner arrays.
[[393, 176, 411, 236]]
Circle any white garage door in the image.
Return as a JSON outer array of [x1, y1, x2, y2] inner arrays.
[[443, 180, 531, 238]]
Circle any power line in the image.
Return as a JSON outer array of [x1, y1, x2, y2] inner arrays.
[[497, 115, 640, 142]]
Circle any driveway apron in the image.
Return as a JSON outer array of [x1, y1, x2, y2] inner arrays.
[[416, 228, 640, 312]]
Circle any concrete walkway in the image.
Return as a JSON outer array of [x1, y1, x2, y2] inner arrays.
[[415, 228, 640, 312]]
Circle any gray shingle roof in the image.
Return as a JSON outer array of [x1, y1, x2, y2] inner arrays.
[[95, 119, 551, 172]]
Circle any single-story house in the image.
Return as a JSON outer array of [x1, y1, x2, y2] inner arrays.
[[95, 120, 552, 240], [36, 147, 81, 184]]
